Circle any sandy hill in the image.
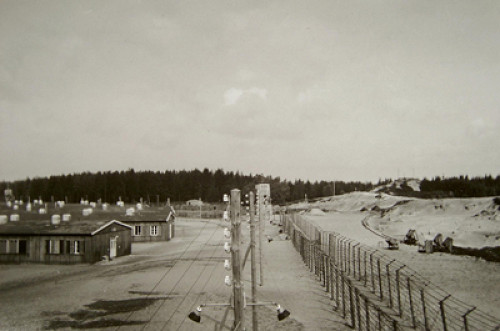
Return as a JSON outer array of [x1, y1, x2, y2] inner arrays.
[[288, 191, 500, 249]]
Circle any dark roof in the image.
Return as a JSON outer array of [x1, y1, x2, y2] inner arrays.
[[114, 213, 170, 223], [0, 220, 132, 236]]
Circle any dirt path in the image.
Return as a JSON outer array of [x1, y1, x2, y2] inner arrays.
[[0, 218, 349, 330]]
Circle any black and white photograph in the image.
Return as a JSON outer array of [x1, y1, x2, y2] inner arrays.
[[1, 1, 499, 330]]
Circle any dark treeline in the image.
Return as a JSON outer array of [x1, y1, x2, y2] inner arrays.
[[420, 175, 500, 198], [0, 169, 372, 205], [1, 171, 498, 205]]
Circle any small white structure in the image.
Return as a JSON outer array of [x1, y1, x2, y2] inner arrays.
[[136, 203, 143, 211], [51, 215, 61, 225], [33, 199, 39, 205], [6, 201, 12, 207], [80, 199, 85, 205], [125, 207, 135, 216], [82, 208, 93, 216], [13, 205, 19, 210], [102, 203, 109, 211], [56, 201, 65, 208], [117, 201, 125, 207], [62, 213, 71, 222], [10, 214, 20, 222], [186, 199, 203, 207], [0, 215, 7, 224], [90, 202, 97, 208], [39, 208, 47, 214], [26, 203, 32, 211]]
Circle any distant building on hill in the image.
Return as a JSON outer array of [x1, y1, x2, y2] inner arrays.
[[186, 199, 203, 207]]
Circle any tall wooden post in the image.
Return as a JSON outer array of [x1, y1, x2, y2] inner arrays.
[[249, 192, 258, 331], [230, 189, 244, 329]]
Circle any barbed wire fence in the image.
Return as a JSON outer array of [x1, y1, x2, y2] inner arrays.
[[284, 213, 500, 331]]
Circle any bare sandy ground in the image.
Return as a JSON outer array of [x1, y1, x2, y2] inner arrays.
[[0, 218, 350, 330]]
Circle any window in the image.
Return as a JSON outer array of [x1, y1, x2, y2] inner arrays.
[[65, 240, 71, 254], [18, 240, 27, 255], [150, 225, 159, 236], [0, 240, 6, 253], [46, 240, 62, 254], [9, 240, 18, 253], [134, 225, 142, 236], [74, 240, 84, 254], [0, 240, 26, 254]]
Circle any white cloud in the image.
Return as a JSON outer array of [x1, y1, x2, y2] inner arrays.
[[224, 88, 244, 105], [223, 87, 268, 106], [297, 86, 330, 104], [247, 87, 267, 99]]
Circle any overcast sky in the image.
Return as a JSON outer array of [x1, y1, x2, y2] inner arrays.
[[1, 1, 499, 183]]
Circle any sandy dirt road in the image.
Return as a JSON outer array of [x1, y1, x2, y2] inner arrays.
[[0, 218, 349, 330]]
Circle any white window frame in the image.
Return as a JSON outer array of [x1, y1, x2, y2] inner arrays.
[[74, 240, 83, 254], [134, 225, 142, 236], [47, 240, 61, 255], [150, 225, 159, 236]]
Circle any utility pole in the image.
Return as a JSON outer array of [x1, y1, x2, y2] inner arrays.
[[255, 183, 271, 286], [230, 189, 244, 329], [249, 192, 258, 331]]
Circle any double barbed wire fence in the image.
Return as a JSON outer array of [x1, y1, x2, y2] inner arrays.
[[283, 213, 500, 331]]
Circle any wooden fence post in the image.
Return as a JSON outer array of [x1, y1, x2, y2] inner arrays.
[[407, 276, 416, 328], [378, 258, 383, 300], [341, 271, 346, 317], [336, 265, 340, 310], [462, 307, 476, 331], [396, 265, 405, 317], [440, 295, 451, 331], [357, 245, 362, 281], [353, 243, 360, 279], [363, 249, 367, 285], [386, 260, 396, 309], [349, 279, 356, 328], [370, 251, 376, 293], [355, 288, 361, 331], [365, 295, 370, 331], [421, 288, 429, 331]]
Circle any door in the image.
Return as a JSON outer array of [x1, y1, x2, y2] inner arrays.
[[110, 237, 117, 259]]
